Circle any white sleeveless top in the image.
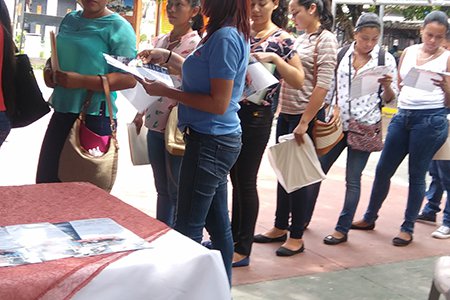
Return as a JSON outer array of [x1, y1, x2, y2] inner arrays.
[[398, 44, 450, 109]]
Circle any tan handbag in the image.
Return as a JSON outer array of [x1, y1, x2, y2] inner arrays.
[[58, 75, 119, 192], [164, 105, 185, 156], [311, 33, 344, 156]]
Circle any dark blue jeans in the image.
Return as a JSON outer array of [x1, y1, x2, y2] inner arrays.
[[36, 110, 115, 183], [147, 130, 182, 227], [175, 128, 241, 285], [306, 132, 371, 234], [422, 160, 450, 227], [231, 103, 273, 257], [363, 108, 448, 234], [274, 113, 314, 239], [0, 111, 11, 148]]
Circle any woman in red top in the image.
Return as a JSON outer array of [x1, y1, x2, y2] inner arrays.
[[0, 0, 15, 147]]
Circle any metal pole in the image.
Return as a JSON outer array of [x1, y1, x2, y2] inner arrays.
[[331, 0, 337, 31]]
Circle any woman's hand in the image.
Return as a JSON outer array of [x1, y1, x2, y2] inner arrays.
[[132, 113, 144, 134], [251, 52, 277, 64], [136, 77, 170, 97], [378, 74, 393, 90], [54, 70, 84, 89], [43, 66, 56, 88], [432, 75, 450, 94], [293, 121, 308, 145], [137, 48, 170, 65]]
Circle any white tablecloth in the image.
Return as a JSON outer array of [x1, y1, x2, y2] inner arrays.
[[73, 230, 231, 300]]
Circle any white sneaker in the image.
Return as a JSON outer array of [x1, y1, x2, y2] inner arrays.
[[431, 226, 450, 239]]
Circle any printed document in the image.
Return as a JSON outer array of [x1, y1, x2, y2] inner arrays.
[[350, 65, 390, 98], [402, 67, 450, 92]]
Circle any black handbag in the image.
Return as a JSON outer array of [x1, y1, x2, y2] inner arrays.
[[11, 54, 50, 128]]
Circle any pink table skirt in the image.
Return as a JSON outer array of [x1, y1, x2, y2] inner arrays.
[[0, 182, 169, 300]]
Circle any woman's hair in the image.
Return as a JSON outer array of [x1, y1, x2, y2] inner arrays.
[[271, 0, 289, 29], [423, 10, 449, 32], [202, 0, 251, 41], [294, 0, 333, 31], [187, 0, 205, 35], [0, 0, 16, 114]]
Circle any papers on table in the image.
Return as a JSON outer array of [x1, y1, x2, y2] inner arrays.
[[350, 65, 390, 98], [0, 218, 151, 267], [402, 67, 450, 92], [241, 62, 278, 105]]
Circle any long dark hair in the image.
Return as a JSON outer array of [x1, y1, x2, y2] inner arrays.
[[187, 0, 205, 36], [202, 0, 251, 42], [295, 0, 333, 31], [272, 0, 289, 29], [0, 0, 15, 115]]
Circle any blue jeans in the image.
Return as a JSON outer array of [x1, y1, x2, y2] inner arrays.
[[274, 113, 315, 239], [363, 108, 449, 234], [307, 133, 371, 234], [0, 112, 11, 147], [36, 110, 116, 183], [175, 128, 241, 285], [422, 160, 450, 227], [147, 130, 182, 227]]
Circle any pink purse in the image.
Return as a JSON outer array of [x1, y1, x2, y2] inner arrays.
[[79, 122, 111, 153]]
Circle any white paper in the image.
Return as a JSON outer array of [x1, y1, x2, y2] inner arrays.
[[241, 62, 278, 104], [120, 84, 161, 112], [350, 65, 391, 98], [402, 67, 447, 92], [103, 53, 174, 87]]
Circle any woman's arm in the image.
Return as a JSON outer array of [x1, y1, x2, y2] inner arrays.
[[138, 48, 185, 75], [252, 52, 304, 88], [54, 71, 136, 92], [137, 78, 232, 115]]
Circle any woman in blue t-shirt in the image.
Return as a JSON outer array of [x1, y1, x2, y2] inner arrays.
[[137, 0, 251, 284], [36, 0, 137, 183]]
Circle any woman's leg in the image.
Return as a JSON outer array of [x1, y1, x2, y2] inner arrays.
[[401, 109, 448, 234], [231, 121, 272, 257], [0, 112, 11, 147], [36, 112, 78, 183], [361, 112, 409, 224], [335, 147, 371, 234], [147, 130, 175, 227], [175, 130, 241, 284]]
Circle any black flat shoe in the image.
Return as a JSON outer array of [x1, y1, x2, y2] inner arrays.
[[350, 222, 375, 230], [253, 233, 287, 243], [276, 244, 305, 257], [323, 234, 348, 245], [392, 234, 413, 247]]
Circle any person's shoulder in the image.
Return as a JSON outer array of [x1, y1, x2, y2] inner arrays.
[[277, 29, 296, 41], [320, 30, 338, 43]]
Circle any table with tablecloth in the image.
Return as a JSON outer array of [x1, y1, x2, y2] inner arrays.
[[0, 182, 230, 300]]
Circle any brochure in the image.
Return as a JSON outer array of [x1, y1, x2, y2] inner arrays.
[[241, 61, 278, 105], [402, 67, 450, 92], [50, 31, 59, 82], [350, 65, 391, 98], [0, 218, 151, 267], [103, 53, 173, 87]]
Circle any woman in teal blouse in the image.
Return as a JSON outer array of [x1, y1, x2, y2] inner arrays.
[[36, 0, 137, 183]]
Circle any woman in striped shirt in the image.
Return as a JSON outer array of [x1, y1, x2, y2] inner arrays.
[[254, 0, 337, 256]]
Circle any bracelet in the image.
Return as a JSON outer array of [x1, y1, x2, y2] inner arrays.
[[165, 50, 172, 64]]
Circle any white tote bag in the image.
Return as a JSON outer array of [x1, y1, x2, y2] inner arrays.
[[127, 123, 150, 166], [433, 115, 450, 160], [268, 134, 326, 193]]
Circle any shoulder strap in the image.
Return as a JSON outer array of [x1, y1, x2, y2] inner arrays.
[[251, 28, 279, 52], [377, 47, 385, 106], [330, 44, 351, 106]]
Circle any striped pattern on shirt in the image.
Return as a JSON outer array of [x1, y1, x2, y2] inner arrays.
[[280, 29, 337, 115]]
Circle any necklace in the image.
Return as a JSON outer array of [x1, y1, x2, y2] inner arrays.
[[419, 47, 439, 61]]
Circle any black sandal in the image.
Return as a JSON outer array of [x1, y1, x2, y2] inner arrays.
[[323, 234, 348, 245]]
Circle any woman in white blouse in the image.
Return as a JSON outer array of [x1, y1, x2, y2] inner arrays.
[[311, 13, 398, 245], [352, 11, 450, 247]]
